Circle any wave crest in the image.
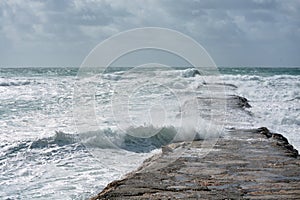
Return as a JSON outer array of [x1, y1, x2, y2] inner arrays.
[[30, 131, 77, 149]]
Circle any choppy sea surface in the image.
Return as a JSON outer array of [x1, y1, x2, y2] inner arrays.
[[0, 66, 299, 199]]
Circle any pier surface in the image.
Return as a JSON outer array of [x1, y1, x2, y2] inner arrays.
[[91, 127, 300, 199]]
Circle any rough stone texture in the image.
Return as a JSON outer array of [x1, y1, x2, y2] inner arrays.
[[91, 127, 300, 200]]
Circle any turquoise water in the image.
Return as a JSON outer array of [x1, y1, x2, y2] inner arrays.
[[1, 66, 299, 77], [219, 67, 300, 76]]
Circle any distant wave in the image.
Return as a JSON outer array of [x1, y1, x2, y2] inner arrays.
[[286, 96, 300, 101], [0, 79, 31, 86], [181, 68, 201, 78]]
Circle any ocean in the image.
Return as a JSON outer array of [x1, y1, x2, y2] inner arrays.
[[0, 66, 299, 199]]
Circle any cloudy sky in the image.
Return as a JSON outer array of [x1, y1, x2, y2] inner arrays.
[[0, 0, 299, 67]]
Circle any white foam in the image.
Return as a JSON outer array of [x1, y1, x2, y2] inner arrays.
[[222, 74, 300, 150]]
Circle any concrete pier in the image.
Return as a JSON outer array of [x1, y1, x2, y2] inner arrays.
[[91, 127, 299, 199]]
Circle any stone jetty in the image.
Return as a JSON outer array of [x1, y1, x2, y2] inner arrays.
[[91, 127, 300, 199]]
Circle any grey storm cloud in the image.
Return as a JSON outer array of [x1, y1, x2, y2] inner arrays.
[[0, 0, 299, 67]]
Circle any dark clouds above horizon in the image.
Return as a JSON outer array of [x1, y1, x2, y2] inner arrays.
[[0, 0, 299, 67]]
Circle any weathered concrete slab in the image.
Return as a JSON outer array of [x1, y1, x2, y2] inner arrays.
[[91, 128, 299, 200]]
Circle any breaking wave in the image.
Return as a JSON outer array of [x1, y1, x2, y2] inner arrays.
[[77, 122, 220, 153], [1, 124, 219, 157], [30, 131, 77, 149], [79, 126, 178, 153]]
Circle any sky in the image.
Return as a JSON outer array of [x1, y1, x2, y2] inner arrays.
[[0, 0, 299, 67]]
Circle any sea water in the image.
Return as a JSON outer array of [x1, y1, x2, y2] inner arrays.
[[0, 66, 299, 199]]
